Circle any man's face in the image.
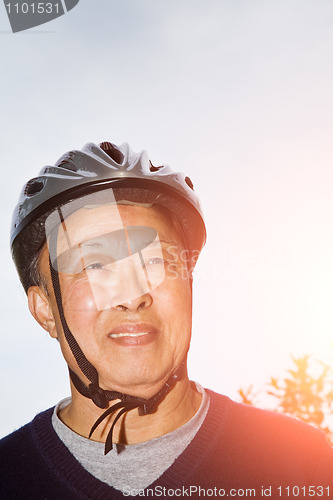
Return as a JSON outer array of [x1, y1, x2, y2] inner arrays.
[[38, 203, 192, 399]]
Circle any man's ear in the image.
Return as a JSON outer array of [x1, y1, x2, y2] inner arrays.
[[28, 286, 57, 339]]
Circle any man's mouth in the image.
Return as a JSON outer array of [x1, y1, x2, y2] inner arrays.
[[108, 323, 159, 346], [109, 331, 150, 338]]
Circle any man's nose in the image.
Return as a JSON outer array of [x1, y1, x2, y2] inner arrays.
[[114, 292, 153, 312], [110, 256, 153, 311]]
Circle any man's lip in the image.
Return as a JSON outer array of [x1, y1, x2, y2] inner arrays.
[[108, 323, 159, 338]]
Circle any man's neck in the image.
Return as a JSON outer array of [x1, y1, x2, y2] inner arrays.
[[59, 377, 202, 445]]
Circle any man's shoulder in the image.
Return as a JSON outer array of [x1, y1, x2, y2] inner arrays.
[[204, 390, 333, 478], [207, 389, 331, 446], [0, 407, 85, 499], [0, 407, 54, 461], [180, 390, 333, 490]]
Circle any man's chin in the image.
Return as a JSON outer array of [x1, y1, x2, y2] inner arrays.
[[101, 373, 172, 401]]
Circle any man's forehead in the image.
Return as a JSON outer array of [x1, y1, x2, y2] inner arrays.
[[58, 203, 124, 245], [54, 202, 184, 250]]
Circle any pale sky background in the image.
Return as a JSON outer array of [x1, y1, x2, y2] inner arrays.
[[0, 0, 333, 437]]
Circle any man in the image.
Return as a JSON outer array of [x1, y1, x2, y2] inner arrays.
[[1, 141, 333, 499]]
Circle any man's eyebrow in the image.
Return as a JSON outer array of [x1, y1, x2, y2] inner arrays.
[[157, 239, 181, 247], [81, 241, 103, 248], [158, 240, 186, 254]]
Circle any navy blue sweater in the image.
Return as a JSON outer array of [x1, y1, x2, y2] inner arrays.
[[1, 391, 333, 499]]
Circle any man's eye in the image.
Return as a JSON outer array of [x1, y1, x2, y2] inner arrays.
[[145, 257, 165, 266], [85, 262, 104, 270]]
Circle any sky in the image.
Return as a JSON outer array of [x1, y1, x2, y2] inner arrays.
[[0, 0, 333, 437]]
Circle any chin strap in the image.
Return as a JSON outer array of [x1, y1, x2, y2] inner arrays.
[[48, 223, 185, 454], [70, 362, 185, 454]]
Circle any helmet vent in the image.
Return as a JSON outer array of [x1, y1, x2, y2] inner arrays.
[[55, 153, 79, 172], [58, 161, 78, 172], [149, 162, 163, 172], [24, 179, 45, 197], [100, 142, 124, 164], [185, 176, 194, 190]]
